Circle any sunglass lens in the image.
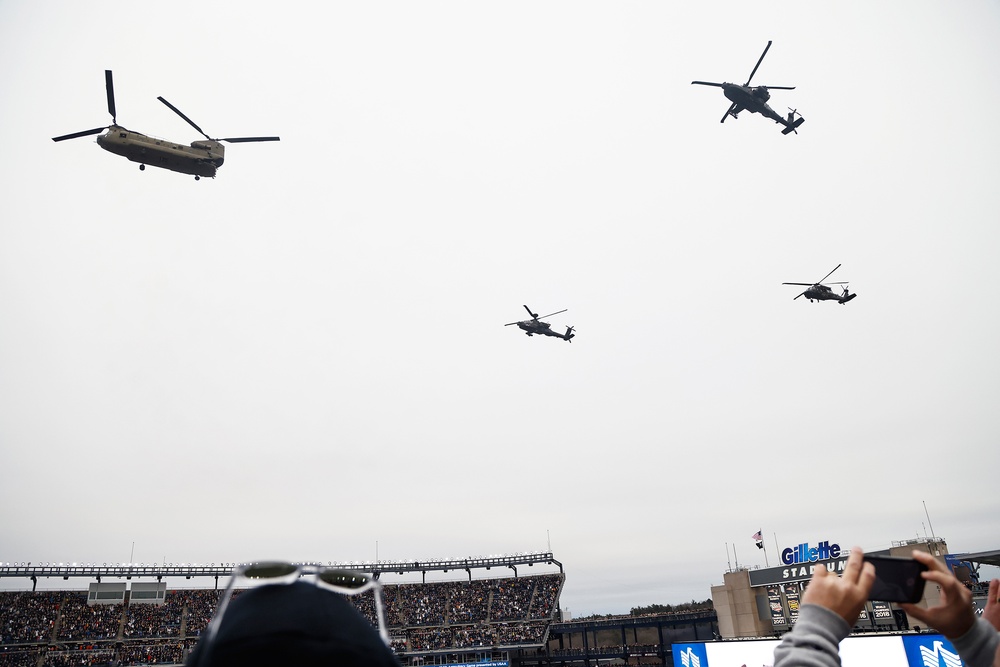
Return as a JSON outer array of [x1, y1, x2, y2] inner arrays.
[[319, 570, 370, 589], [244, 562, 299, 580]]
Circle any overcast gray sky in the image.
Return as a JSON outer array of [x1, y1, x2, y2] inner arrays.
[[1, 0, 998, 616]]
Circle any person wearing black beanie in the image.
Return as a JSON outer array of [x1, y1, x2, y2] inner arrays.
[[186, 581, 400, 667]]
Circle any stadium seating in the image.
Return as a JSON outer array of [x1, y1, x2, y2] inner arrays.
[[0, 572, 564, 666]]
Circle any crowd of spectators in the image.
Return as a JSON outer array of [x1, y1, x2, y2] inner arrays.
[[40, 647, 117, 666], [0, 571, 564, 664], [54, 595, 122, 642], [175, 590, 221, 638], [0, 593, 61, 644], [117, 641, 187, 665], [0, 645, 42, 667], [122, 594, 184, 639], [382, 573, 562, 628]]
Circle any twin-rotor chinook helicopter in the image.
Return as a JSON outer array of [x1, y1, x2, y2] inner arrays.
[[52, 71, 279, 180], [783, 264, 857, 304], [505, 306, 575, 342], [692, 41, 804, 135]]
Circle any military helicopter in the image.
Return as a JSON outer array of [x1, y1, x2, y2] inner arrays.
[[504, 305, 575, 342], [691, 41, 804, 135], [783, 264, 857, 304], [52, 71, 279, 180]]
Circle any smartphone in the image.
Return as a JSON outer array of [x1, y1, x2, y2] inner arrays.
[[863, 555, 928, 603]]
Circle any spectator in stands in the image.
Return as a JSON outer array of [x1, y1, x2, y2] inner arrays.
[[773, 547, 1000, 667], [185, 581, 399, 667]]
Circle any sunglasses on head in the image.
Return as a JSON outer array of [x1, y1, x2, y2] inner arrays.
[[204, 561, 390, 647]]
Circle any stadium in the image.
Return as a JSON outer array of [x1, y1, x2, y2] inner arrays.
[[0, 539, 995, 667], [0, 551, 719, 667]]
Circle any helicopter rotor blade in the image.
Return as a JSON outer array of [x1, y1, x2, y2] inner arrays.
[[745, 40, 772, 86], [504, 322, 520, 326], [761, 85, 796, 90], [691, 81, 726, 88], [793, 291, 806, 300], [105, 70, 117, 123], [219, 136, 281, 143], [522, 305, 538, 319], [52, 127, 108, 142], [157, 96, 211, 140], [817, 264, 842, 285], [538, 309, 568, 320], [782, 282, 814, 286]]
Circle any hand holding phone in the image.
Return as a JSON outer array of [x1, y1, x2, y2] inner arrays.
[[863, 555, 928, 603]]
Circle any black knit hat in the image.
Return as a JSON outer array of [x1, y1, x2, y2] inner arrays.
[[186, 581, 399, 667]]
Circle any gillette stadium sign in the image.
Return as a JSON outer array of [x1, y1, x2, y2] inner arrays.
[[748, 540, 847, 587], [781, 540, 841, 565]]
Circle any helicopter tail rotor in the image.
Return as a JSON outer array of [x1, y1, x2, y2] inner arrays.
[[781, 108, 805, 135], [564, 326, 575, 342]]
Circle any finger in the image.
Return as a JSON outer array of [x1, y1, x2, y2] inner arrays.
[[842, 547, 865, 584], [911, 550, 947, 574], [858, 561, 876, 596], [921, 570, 957, 588], [899, 602, 929, 623], [989, 578, 1000, 602], [922, 569, 969, 601]]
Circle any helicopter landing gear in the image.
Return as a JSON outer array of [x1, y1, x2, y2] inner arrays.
[[195, 175, 200, 181], [139, 164, 145, 171]]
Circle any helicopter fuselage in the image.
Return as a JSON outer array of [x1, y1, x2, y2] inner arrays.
[[96, 125, 223, 178], [721, 84, 785, 124], [516, 320, 553, 335], [802, 285, 856, 304], [515, 320, 574, 341]]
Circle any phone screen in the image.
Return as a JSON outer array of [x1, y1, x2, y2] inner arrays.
[[863, 555, 928, 603]]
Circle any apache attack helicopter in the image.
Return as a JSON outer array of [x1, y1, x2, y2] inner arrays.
[[691, 41, 804, 135], [783, 264, 857, 304], [52, 71, 279, 180], [505, 305, 575, 342]]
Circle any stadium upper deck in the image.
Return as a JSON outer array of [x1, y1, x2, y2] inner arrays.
[[0, 553, 565, 667]]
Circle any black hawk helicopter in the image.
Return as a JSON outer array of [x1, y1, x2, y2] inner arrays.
[[505, 305, 575, 342], [783, 264, 857, 304], [52, 70, 279, 180], [691, 41, 804, 135]]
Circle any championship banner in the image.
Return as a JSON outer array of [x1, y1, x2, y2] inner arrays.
[[767, 585, 786, 627], [871, 600, 893, 625], [783, 582, 801, 621]]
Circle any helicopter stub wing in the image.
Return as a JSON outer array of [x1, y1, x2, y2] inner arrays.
[[721, 102, 738, 123]]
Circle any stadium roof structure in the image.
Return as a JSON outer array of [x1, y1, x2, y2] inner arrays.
[[951, 549, 1000, 569], [0, 551, 562, 586]]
